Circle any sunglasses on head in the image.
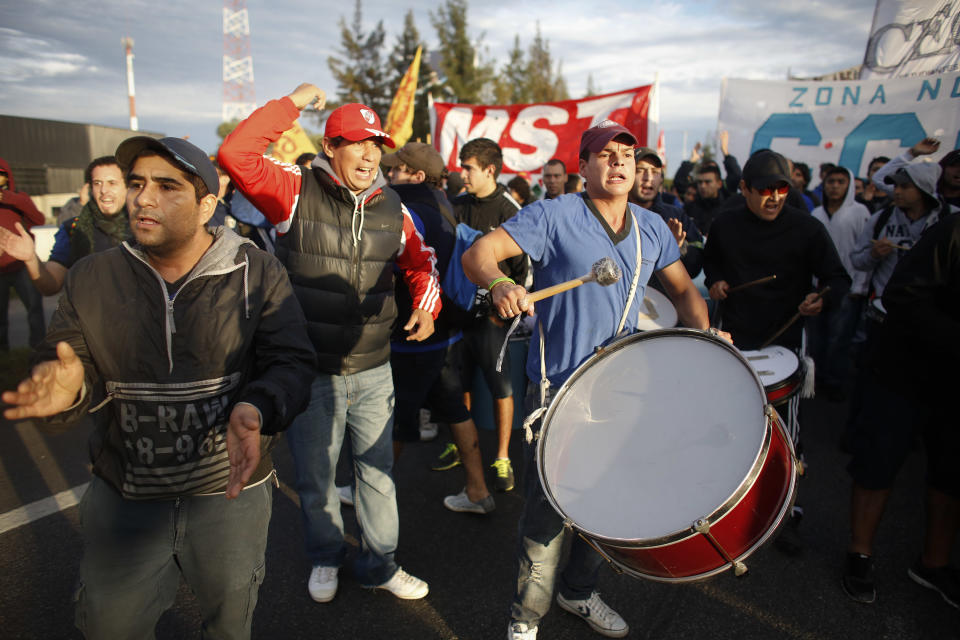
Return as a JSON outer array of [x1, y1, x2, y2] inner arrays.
[[756, 184, 789, 197]]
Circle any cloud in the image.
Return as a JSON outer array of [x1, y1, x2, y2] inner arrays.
[[0, 27, 97, 82]]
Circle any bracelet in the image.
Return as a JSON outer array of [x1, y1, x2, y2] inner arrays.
[[707, 327, 719, 336], [488, 276, 515, 291]]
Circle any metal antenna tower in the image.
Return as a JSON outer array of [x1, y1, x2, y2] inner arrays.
[[222, 0, 255, 122]]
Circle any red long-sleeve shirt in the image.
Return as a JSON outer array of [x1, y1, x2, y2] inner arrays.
[[218, 97, 441, 318]]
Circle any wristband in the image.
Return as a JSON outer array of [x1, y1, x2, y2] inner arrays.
[[488, 276, 515, 291]]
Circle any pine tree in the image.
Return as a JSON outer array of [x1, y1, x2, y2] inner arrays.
[[430, 0, 493, 103], [585, 74, 598, 97], [525, 24, 568, 103], [327, 0, 390, 117], [493, 36, 528, 105]]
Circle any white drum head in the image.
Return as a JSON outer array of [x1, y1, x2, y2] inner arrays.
[[739, 346, 799, 386], [636, 288, 678, 331], [540, 332, 767, 541]]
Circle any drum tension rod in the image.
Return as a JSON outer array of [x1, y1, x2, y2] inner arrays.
[[571, 528, 624, 576], [693, 519, 749, 577]]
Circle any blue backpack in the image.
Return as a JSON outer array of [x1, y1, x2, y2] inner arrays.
[[442, 222, 484, 313]]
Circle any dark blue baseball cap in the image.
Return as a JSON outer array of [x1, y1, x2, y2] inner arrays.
[[115, 136, 219, 197]]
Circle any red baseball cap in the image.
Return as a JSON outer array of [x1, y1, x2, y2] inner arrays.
[[579, 120, 638, 156], [325, 103, 395, 148]]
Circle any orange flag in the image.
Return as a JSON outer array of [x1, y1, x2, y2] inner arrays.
[[272, 120, 317, 164], [384, 46, 422, 148]]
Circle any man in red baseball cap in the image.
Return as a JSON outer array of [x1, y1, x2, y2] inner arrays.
[[219, 84, 440, 604]]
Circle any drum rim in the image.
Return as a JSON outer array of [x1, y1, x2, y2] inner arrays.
[[536, 328, 771, 547], [591, 412, 798, 583], [637, 287, 678, 330]]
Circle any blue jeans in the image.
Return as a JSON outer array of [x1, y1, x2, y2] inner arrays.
[[807, 293, 863, 389], [286, 363, 399, 586], [510, 384, 604, 626], [0, 268, 45, 349], [75, 475, 272, 640]]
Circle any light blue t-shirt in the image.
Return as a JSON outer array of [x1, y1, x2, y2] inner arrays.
[[501, 192, 681, 386]]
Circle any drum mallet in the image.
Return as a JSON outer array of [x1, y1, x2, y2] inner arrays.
[[760, 286, 831, 349], [523, 257, 622, 305]]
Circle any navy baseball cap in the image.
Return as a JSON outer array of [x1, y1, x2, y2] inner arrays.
[[116, 136, 220, 197]]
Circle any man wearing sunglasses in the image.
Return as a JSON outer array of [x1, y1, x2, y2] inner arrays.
[[704, 149, 849, 350], [703, 149, 850, 555]]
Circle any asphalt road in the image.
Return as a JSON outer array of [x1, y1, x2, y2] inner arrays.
[[1, 297, 958, 639]]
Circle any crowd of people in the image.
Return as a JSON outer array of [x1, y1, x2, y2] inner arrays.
[[0, 83, 958, 639]]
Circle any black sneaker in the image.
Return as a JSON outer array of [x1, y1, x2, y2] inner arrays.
[[841, 552, 876, 604], [907, 559, 960, 609], [491, 458, 515, 492], [431, 443, 461, 471]]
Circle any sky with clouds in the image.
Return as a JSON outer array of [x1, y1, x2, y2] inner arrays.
[[1, 0, 878, 168]]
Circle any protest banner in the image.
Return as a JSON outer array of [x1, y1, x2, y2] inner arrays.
[[718, 73, 960, 178], [860, 0, 960, 79], [430, 85, 653, 174]]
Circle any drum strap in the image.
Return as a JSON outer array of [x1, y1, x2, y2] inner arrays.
[[615, 213, 643, 337], [521, 320, 550, 445], [519, 214, 643, 445]]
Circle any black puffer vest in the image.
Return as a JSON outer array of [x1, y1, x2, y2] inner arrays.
[[276, 166, 403, 375]]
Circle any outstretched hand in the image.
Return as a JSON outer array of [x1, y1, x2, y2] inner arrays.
[[910, 137, 940, 157], [690, 142, 702, 163], [225, 403, 262, 499], [2, 341, 84, 420], [0, 222, 37, 263]]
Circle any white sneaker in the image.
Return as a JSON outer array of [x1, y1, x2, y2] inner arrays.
[[443, 488, 495, 514], [307, 566, 338, 603], [508, 621, 538, 639], [337, 485, 354, 507], [556, 591, 629, 637], [373, 567, 429, 599], [419, 409, 439, 441]]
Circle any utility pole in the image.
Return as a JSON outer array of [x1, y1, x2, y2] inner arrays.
[[122, 37, 138, 131], [222, 1, 256, 123]]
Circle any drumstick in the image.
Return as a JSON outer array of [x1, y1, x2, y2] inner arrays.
[[523, 257, 622, 304], [871, 239, 912, 251], [759, 286, 831, 349], [727, 274, 777, 294], [708, 275, 776, 327]]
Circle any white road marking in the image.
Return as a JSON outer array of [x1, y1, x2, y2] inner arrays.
[[0, 483, 88, 535]]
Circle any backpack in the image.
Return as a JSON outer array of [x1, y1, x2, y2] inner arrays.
[[871, 206, 895, 240], [442, 222, 483, 314]]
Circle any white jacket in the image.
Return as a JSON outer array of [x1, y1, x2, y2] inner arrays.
[[812, 168, 871, 295]]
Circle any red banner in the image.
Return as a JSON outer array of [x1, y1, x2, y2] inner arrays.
[[431, 85, 652, 174]]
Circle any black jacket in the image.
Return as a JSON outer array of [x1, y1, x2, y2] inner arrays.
[[646, 194, 703, 279], [390, 183, 466, 346], [277, 159, 405, 375], [703, 203, 851, 350], [454, 184, 528, 285], [38, 228, 316, 499], [875, 213, 960, 390]]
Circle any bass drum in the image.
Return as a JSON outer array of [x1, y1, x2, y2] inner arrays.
[[537, 329, 797, 582]]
